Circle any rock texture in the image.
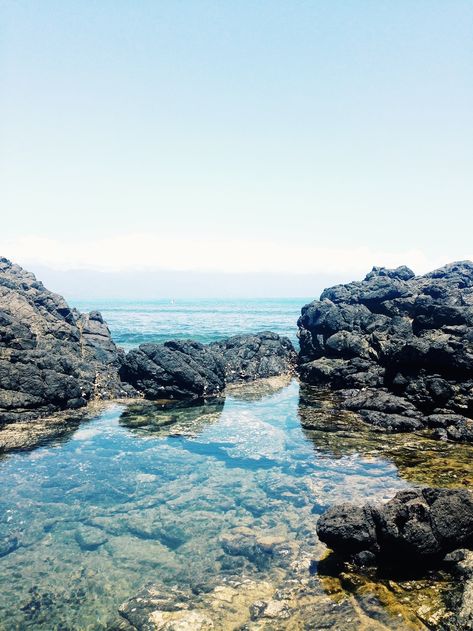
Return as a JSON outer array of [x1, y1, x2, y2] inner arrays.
[[120, 340, 227, 401], [317, 488, 473, 565], [1, 258, 296, 417], [121, 332, 296, 401], [298, 262, 473, 441], [210, 331, 297, 384], [0, 257, 124, 423]]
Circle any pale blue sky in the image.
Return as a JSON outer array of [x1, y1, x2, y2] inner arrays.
[[1, 1, 472, 277]]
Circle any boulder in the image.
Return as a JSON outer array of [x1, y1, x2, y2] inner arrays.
[[121, 333, 296, 401], [0, 258, 124, 423], [298, 261, 473, 441], [210, 331, 296, 383], [317, 488, 473, 565], [120, 340, 226, 400]]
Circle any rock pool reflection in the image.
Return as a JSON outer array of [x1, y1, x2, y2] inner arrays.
[[0, 380, 471, 629]]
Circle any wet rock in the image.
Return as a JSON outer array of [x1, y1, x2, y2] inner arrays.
[[317, 488, 473, 565], [298, 261, 473, 441], [316, 505, 378, 556], [219, 527, 292, 570], [249, 598, 292, 620], [0, 258, 125, 423], [357, 410, 423, 433], [74, 525, 108, 551]]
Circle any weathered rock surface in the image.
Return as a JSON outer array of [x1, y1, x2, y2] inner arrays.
[[298, 261, 473, 440], [1, 258, 296, 418], [121, 332, 296, 401], [210, 331, 296, 384], [120, 340, 227, 400], [317, 488, 473, 565], [0, 257, 125, 423]]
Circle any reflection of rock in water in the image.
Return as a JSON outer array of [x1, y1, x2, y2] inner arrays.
[[119, 398, 225, 438], [225, 374, 293, 402], [0, 407, 97, 458], [298, 384, 473, 488]]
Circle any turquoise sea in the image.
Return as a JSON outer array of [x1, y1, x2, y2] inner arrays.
[[72, 298, 306, 350], [1, 299, 470, 629]]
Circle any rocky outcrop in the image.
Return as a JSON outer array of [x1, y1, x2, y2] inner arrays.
[[317, 488, 473, 566], [210, 331, 296, 384], [298, 262, 473, 440], [0, 257, 125, 423], [1, 258, 296, 419], [120, 340, 226, 401], [121, 332, 296, 401]]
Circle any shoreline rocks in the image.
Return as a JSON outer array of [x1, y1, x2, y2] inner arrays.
[[0, 257, 296, 421], [0, 258, 126, 423], [317, 488, 473, 566], [298, 261, 473, 442], [120, 332, 296, 402], [316, 489, 473, 627]]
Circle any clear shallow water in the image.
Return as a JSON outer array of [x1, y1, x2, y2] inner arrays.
[[72, 298, 307, 350], [3, 299, 472, 630], [0, 380, 414, 630]]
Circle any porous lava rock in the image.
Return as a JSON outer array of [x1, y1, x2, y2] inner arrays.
[[298, 262, 473, 440], [0, 257, 124, 422], [120, 332, 296, 401], [317, 487, 473, 565]]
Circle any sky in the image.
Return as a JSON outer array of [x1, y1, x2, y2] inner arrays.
[[1, 1, 472, 295]]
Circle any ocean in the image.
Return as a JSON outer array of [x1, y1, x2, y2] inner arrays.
[[72, 298, 308, 350]]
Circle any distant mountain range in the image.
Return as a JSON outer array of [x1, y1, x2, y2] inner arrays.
[[28, 264, 351, 300]]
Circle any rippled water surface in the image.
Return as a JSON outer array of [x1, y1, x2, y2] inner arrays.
[[3, 299, 473, 630], [72, 298, 305, 349], [2, 379, 473, 629], [0, 378, 418, 630]]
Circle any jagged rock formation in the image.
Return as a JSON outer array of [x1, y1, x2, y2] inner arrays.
[[0, 258, 296, 419], [210, 331, 297, 384], [120, 340, 227, 400], [317, 487, 473, 566], [121, 333, 296, 401], [0, 257, 125, 422], [298, 262, 473, 441]]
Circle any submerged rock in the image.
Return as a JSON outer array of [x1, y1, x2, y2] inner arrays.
[[298, 261, 473, 441], [74, 525, 108, 551], [0, 535, 18, 558], [120, 333, 296, 401], [317, 487, 473, 565], [0, 258, 125, 423]]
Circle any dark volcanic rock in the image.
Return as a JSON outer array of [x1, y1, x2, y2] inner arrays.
[[0, 257, 124, 423], [317, 488, 473, 565], [120, 340, 226, 400], [120, 332, 296, 401], [210, 331, 296, 384], [298, 261, 473, 440]]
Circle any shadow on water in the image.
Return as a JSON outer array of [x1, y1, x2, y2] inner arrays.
[[0, 410, 93, 460], [119, 397, 225, 438]]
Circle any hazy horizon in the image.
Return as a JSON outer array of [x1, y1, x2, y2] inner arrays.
[[27, 262, 349, 301]]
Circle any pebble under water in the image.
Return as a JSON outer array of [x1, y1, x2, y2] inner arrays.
[[1, 378, 473, 630]]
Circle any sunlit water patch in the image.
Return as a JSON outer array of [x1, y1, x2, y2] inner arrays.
[[1, 380, 471, 629]]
